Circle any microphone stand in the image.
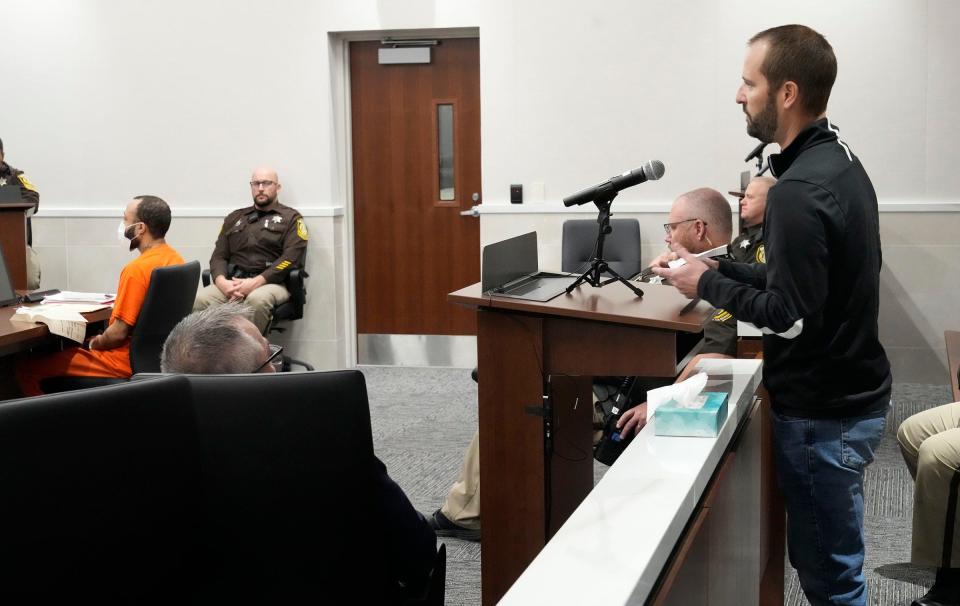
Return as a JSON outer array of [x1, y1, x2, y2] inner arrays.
[[564, 192, 644, 298]]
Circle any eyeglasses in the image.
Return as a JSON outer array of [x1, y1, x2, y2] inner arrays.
[[662, 218, 706, 234], [249, 180, 277, 189], [252, 344, 283, 373]]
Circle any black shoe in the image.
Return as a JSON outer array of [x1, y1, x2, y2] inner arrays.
[[913, 567, 960, 606], [428, 509, 481, 542]]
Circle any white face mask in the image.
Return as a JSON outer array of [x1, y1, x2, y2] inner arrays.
[[117, 221, 142, 245]]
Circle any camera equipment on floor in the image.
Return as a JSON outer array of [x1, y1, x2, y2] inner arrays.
[[594, 376, 642, 465]]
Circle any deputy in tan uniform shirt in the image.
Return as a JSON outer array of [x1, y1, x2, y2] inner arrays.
[[194, 167, 307, 334]]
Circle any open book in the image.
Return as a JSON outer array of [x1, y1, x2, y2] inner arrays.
[[12, 303, 111, 344]]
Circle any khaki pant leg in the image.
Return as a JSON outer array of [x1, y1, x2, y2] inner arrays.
[[193, 284, 230, 312], [25, 246, 40, 290], [441, 429, 481, 529], [244, 284, 290, 334], [898, 401, 960, 567]]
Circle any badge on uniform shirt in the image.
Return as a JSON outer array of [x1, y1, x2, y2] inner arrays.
[[756, 244, 765, 263], [296, 217, 308, 241], [17, 174, 37, 192], [0, 178, 6, 187], [272, 215, 283, 224], [740, 238, 751, 249]]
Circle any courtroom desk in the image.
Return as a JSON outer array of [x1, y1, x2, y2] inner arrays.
[[500, 359, 772, 606], [449, 281, 713, 605], [0, 305, 112, 358]]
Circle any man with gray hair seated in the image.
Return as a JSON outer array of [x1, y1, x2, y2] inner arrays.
[[161, 302, 278, 374]]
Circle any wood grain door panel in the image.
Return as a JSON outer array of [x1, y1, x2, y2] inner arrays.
[[351, 39, 481, 335]]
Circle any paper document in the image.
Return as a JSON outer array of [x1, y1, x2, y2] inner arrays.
[[667, 245, 730, 269], [42, 291, 115, 304], [12, 303, 109, 343]]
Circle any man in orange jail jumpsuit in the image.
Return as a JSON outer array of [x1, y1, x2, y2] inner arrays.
[[16, 195, 184, 396]]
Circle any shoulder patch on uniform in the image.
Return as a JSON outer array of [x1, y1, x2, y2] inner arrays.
[[17, 174, 37, 192], [296, 217, 308, 240], [712, 309, 733, 323], [755, 244, 765, 264]]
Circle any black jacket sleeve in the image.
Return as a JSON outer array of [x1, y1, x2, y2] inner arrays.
[[717, 259, 766, 289], [698, 180, 832, 336]]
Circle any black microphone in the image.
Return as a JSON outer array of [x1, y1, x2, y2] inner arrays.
[[744, 142, 766, 163], [563, 160, 665, 207]]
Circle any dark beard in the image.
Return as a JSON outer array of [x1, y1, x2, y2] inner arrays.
[[745, 94, 778, 143], [253, 194, 277, 208]]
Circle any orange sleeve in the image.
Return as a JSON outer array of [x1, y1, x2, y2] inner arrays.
[[111, 261, 149, 327]]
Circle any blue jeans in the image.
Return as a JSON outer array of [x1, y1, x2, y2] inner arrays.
[[771, 406, 888, 606]]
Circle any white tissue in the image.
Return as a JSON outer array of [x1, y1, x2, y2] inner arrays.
[[647, 371, 708, 419]]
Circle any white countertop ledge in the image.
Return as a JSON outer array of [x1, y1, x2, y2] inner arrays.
[[499, 358, 763, 606]]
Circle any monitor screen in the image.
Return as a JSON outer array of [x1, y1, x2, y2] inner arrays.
[[0, 246, 18, 307]]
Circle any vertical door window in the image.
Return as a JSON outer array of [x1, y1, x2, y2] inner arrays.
[[436, 102, 455, 202]]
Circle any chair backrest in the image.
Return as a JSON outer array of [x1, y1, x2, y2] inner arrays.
[[561, 218, 642, 278], [0, 376, 204, 601], [177, 370, 417, 601], [130, 260, 201, 373], [3, 370, 432, 601]]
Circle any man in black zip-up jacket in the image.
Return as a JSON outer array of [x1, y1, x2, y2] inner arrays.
[[655, 26, 896, 606]]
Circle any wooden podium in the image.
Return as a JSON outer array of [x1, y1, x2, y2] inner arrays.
[[0, 202, 32, 290], [449, 281, 712, 605]]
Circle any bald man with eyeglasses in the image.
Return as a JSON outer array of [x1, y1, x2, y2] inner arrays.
[[194, 167, 308, 334]]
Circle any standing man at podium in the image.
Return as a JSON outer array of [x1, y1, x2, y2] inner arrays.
[[0, 137, 41, 289], [655, 25, 891, 606]]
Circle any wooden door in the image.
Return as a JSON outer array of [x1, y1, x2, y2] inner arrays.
[[351, 38, 481, 336]]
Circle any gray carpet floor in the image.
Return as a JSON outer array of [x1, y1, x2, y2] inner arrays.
[[360, 366, 951, 606]]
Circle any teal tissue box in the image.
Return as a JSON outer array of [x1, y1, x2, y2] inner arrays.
[[655, 391, 729, 437]]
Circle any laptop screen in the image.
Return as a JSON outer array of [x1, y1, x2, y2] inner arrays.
[[0, 246, 18, 307], [0, 185, 24, 205], [481, 232, 538, 292]]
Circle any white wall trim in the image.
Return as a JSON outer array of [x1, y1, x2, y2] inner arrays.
[[470, 200, 960, 214], [35, 206, 345, 218]]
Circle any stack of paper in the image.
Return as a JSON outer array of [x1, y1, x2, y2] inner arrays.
[[12, 303, 110, 343], [42, 291, 115, 304]]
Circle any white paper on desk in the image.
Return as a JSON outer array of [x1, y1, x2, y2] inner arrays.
[[11, 303, 106, 344], [646, 371, 708, 419], [43, 291, 115, 304]]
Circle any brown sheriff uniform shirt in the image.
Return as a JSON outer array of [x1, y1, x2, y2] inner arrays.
[[209, 200, 308, 284]]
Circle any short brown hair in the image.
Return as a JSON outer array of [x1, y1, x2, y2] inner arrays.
[[749, 24, 837, 116]]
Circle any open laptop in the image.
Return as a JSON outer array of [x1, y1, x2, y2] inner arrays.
[[481, 232, 574, 302], [0, 185, 24, 205], [0, 245, 19, 307]]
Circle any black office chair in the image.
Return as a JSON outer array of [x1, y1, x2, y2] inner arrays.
[[40, 260, 201, 393], [561, 218, 643, 279], [153, 370, 444, 601], [201, 259, 313, 371], [3, 371, 445, 601], [0, 377, 205, 601]]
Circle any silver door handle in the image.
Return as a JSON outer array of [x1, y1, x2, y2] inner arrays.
[[460, 206, 480, 217]]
